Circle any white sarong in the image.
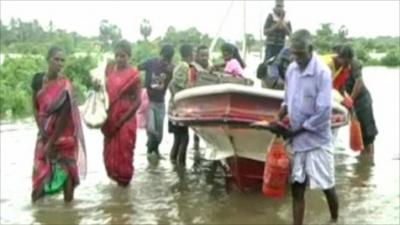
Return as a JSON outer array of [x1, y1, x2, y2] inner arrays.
[[291, 143, 335, 190]]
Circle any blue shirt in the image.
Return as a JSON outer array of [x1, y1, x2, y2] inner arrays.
[[283, 53, 333, 152]]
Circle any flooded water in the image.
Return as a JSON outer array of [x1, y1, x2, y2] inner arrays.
[[1, 67, 399, 224]]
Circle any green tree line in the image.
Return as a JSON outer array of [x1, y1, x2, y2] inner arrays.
[[0, 19, 399, 119], [312, 23, 400, 66], [0, 55, 97, 119], [0, 19, 221, 119]]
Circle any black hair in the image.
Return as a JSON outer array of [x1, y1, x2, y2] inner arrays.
[[179, 44, 193, 59], [114, 39, 132, 56], [291, 29, 313, 50], [337, 44, 354, 60], [46, 46, 63, 61], [160, 44, 175, 61], [332, 43, 343, 53], [196, 45, 208, 54], [221, 43, 246, 69], [31, 72, 45, 93]]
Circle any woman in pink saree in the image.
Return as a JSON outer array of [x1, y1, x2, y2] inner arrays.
[[31, 46, 86, 203], [101, 40, 141, 186]]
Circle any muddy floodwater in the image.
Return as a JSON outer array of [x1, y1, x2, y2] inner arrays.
[[1, 67, 399, 224]]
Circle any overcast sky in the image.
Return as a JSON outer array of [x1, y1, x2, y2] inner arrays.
[[1, 0, 399, 42]]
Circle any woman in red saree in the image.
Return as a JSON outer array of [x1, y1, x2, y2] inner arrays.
[[101, 40, 141, 186], [31, 46, 86, 203]]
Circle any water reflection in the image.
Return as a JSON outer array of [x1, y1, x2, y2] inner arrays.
[[32, 203, 83, 225], [352, 153, 374, 188], [146, 155, 160, 169], [100, 185, 134, 225]]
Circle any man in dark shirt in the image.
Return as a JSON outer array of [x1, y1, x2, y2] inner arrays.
[[138, 44, 175, 157], [263, 0, 292, 62]]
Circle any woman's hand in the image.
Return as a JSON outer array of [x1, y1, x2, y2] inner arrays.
[[276, 20, 286, 30], [341, 92, 353, 109]]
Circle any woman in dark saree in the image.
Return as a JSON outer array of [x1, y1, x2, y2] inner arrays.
[[336, 45, 378, 154]]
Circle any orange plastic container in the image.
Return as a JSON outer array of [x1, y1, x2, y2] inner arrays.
[[350, 112, 364, 152], [262, 137, 289, 198]]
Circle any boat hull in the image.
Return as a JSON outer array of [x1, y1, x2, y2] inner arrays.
[[171, 84, 348, 190]]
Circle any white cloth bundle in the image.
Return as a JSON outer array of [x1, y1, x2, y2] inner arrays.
[[82, 57, 110, 128]]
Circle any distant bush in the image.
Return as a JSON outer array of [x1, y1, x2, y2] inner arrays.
[[380, 49, 400, 67], [0, 54, 97, 119], [353, 46, 371, 65], [63, 55, 98, 104], [0, 56, 46, 119], [132, 41, 159, 65], [365, 58, 381, 66]]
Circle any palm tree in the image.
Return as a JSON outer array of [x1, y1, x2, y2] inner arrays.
[[140, 19, 152, 42], [338, 25, 348, 42]]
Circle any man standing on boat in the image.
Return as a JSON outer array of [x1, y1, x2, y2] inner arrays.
[[263, 0, 292, 62], [277, 29, 339, 225]]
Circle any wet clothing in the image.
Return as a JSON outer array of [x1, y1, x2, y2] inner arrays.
[[138, 58, 174, 153], [264, 13, 291, 61], [168, 61, 191, 134], [168, 120, 189, 134], [31, 76, 86, 198], [102, 66, 141, 185], [291, 143, 335, 189], [146, 101, 166, 153], [283, 53, 333, 152], [168, 61, 191, 163], [345, 60, 378, 146]]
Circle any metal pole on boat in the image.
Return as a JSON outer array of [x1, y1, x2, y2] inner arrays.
[[242, 0, 247, 62], [259, 2, 264, 60], [209, 0, 234, 56]]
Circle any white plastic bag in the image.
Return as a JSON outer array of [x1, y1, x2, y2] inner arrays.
[[83, 87, 109, 128], [83, 58, 110, 128]]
